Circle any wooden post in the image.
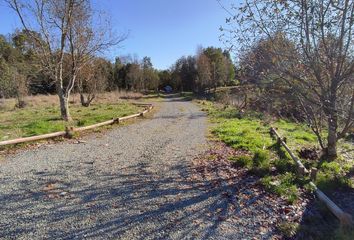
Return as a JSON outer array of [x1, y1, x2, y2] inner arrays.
[[65, 126, 75, 139], [298, 165, 306, 176], [113, 118, 120, 124], [0, 131, 66, 146], [310, 168, 318, 181], [310, 182, 353, 227]]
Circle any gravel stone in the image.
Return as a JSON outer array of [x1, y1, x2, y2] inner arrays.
[[0, 97, 279, 239]]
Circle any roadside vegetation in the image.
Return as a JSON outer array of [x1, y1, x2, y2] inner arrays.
[[198, 99, 353, 239], [200, 100, 353, 198], [0, 92, 141, 141]]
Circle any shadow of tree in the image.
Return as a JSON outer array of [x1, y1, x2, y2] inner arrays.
[[0, 155, 283, 239]]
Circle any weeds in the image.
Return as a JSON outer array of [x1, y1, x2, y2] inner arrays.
[[260, 173, 300, 204], [199, 100, 354, 239], [251, 150, 271, 176], [316, 161, 351, 191], [277, 221, 299, 238], [229, 155, 252, 168]]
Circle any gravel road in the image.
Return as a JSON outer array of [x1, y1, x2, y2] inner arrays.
[[0, 97, 277, 239]]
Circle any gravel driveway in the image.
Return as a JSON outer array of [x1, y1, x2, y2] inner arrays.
[[0, 97, 278, 240]]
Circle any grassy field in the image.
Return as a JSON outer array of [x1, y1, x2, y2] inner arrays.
[[0, 92, 142, 140]]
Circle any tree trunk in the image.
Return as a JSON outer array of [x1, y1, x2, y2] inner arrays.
[[327, 114, 338, 159], [326, 91, 338, 159], [80, 93, 95, 107], [58, 90, 72, 121]]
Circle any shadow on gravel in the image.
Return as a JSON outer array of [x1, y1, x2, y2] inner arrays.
[[154, 112, 205, 121], [0, 156, 271, 239]]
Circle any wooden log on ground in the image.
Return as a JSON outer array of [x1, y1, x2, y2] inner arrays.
[[0, 131, 66, 146], [270, 127, 309, 174], [309, 182, 353, 227], [297, 165, 306, 176], [0, 103, 154, 147], [74, 119, 117, 132], [141, 109, 149, 116], [270, 126, 353, 227], [119, 113, 141, 122], [132, 102, 153, 106]]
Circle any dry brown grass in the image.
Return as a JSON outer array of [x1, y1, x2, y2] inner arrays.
[[0, 90, 144, 111]]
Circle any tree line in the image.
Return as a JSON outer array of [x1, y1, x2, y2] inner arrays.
[[1, 23, 236, 107], [168, 47, 235, 93], [0, 31, 162, 102], [0, 27, 236, 101]]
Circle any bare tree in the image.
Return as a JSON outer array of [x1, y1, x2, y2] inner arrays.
[[67, 1, 126, 107], [220, 0, 354, 158], [7, 0, 125, 120], [77, 58, 110, 107], [196, 53, 212, 93]]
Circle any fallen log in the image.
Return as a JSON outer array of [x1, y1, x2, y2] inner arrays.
[[0, 131, 66, 146]]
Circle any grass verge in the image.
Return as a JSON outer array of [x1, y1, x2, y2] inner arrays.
[[198, 99, 353, 238], [198, 99, 354, 238], [0, 101, 140, 140]]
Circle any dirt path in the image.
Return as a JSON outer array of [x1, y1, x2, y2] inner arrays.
[[0, 97, 283, 239]]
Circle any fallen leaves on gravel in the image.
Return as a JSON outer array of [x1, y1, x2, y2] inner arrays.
[[42, 181, 71, 200], [189, 141, 312, 239]]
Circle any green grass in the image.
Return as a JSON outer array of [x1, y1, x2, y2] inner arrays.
[[273, 119, 319, 148], [198, 100, 353, 202], [0, 102, 140, 140], [229, 155, 253, 168], [316, 161, 352, 191], [260, 173, 300, 204]]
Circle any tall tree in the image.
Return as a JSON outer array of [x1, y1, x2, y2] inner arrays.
[[220, 0, 354, 158], [196, 53, 212, 93], [67, 0, 124, 107], [7, 0, 124, 121], [126, 62, 143, 90], [142, 56, 159, 91], [203, 47, 228, 91]]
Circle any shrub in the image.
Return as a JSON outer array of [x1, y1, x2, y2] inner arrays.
[[252, 150, 270, 167], [274, 158, 295, 173], [77, 119, 86, 127], [229, 155, 253, 168], [334, 227, 354, 240], [316, 162, 350, 191], [260, 173, 299, 204], [278, 221, 299, 238]]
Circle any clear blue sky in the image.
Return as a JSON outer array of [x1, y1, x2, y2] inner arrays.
[[0, 0, 233, 70]]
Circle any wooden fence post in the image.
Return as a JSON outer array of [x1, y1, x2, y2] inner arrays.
[[65, 126, 74, 139], [310, 168, 318, 181]]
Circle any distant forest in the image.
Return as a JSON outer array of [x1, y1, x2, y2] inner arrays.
[[0, 31, 235, 99]]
